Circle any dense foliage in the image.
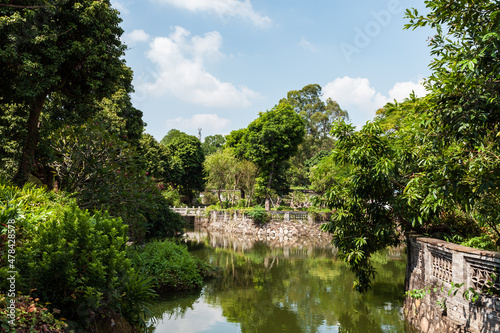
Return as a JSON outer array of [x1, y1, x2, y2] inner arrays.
[[0, 182, 156, 330], [0, 0, 130, 185], [128, 240, 215, 291], [229, 103, 306, 209], [316, 0, 500, 291], [49, 121, 185, 241], [161, 131, 206, 202], [280, 84, 349, 187], [138, 133, 184, 185]]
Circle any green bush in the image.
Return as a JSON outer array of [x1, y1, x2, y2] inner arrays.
[[128, 240, 214, 291], [246, 206, 270, 224], [0, 181, 156, 330], [16, 205, 131, 320], [144, 197, 185, 240], [49, 121, 185, 242]]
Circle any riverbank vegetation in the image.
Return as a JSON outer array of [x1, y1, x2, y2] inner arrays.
[[315, 0, 500, 291], [0, 1, 211, 331], [2, 1, 499, 331], [198, 0, 500, 293], [0, 181, 213, 331]]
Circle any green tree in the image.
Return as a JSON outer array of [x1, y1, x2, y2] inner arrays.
[[235, 158, 259, 206], [204, 148, 238, 206], [319, 0, 500, 291], [317, 120, 405, 292], [0, 1, 129, 185], [241, 103, 305, 209], [160, 129, 183, 146], [204, 147, 259, 206], [202, 134, 226, 156], [162, 131, 205, 202], [280, 84, 349, 186], [282, 84, 348, 139], [138, 133, 183, 185], [49, 122, 184, 241], [403, 0, 500, 242]]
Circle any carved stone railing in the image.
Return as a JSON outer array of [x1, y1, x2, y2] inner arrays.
[[169, 206, 206, 217], [404, 235, 500, 332]]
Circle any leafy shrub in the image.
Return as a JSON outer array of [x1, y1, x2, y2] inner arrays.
[[246, 206, 270, 224], [0, 294, 67, 333], [461, 234, 498, 251], [128, 240, 214, 291], [0, 181, 156, 330], [49, 121, 185, 241], [144, 197, 185, 240], [0, 182, 70, 289], [116, 271, 157, 330], [16, 205, 132, 327]]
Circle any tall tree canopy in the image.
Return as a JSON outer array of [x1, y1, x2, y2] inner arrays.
[[160, 129, 183, 146], [0, 0, 129, 185], [138, 133, 183, 185], [161, 131, 206, 201], [281, 84, 348, 139], [280, 84, 349, 186], [317, 0, 500, 291], [239, 103, 305, 209], [202, 134, 226, 156]]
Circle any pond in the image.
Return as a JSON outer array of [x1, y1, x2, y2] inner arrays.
[[147, 228, 413, 333]]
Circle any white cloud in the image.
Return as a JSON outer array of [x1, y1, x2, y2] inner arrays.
[[298, 37, 319, 52], [111, 0, 129, 15], [387, 80, 427, 101], [323, 76, 428, 127], [166, 114, 231, 135], [154, 0, 271, 26], [140, 26, 259, 108], [123, 29, 151, 46]]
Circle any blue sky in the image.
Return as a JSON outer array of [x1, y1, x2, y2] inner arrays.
[[112, 0, 434, 141]]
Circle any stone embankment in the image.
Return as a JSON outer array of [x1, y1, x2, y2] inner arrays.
[[195, 210, 332, 248]]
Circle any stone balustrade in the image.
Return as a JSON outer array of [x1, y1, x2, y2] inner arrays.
[[404, 234, 500, 332]]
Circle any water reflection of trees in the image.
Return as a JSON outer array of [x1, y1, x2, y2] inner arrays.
[[145, 289, 202, 332], [184, 227, 335, 253], [186, 231, 408, 333]]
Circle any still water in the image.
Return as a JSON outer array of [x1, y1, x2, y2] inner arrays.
[[147, 228, 412, 333]]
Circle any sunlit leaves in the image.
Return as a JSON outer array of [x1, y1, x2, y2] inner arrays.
[[239, 102, 306, 197]]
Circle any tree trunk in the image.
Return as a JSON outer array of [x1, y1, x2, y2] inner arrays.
[[13, 94, 47, 186], [265, 163, 275, 211], [217, 189, 223, 207]]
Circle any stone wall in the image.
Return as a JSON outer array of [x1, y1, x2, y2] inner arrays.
[[195, 210, 332, 248], [404, 235, 500, 332]]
